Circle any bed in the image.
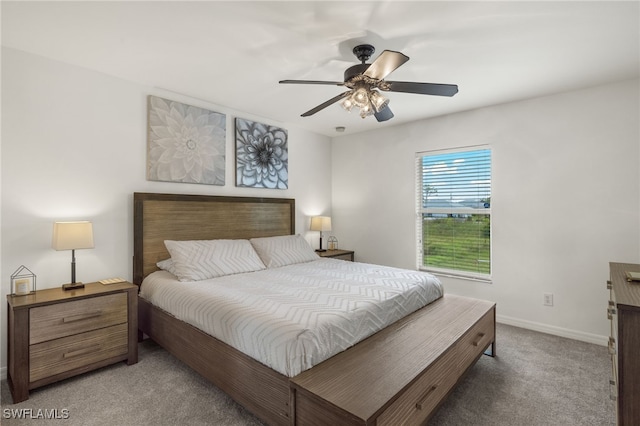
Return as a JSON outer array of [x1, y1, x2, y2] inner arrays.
[[133, 192, 496, 425]]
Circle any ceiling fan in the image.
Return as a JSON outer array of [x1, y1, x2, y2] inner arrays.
[[279, 44, 458, 122]]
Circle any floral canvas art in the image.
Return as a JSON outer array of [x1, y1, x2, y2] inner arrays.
[[147, 95, 226, 185], [235, 118, 288, 189]]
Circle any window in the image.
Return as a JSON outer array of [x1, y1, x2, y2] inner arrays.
[[416, 147, 491, 280]]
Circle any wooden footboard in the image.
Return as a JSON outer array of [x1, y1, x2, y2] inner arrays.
[[290, 294, 495, 425], [139, 294, 495, 426]]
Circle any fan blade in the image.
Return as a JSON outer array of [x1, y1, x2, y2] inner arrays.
[[384, 81, 458, 97], [280, 79, 344, 86], [301, 91, 352, 117], [374, 106, 394, 122], [363, 50, 409, 80]]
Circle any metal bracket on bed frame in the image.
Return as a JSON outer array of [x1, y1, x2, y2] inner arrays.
[[484, 340, 496, 357]]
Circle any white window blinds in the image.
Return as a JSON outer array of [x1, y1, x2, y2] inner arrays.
[[416, 147, 492, 279]]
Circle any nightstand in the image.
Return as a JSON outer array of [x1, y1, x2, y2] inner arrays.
[[6, 281, 138, 403], [317, 249, 354, 261]]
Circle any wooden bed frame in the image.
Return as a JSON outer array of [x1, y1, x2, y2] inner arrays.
[[133, 192, 496, 425]]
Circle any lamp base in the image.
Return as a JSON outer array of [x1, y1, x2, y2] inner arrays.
[[315, 249, 327, 252], [62, 282, 85, 291]]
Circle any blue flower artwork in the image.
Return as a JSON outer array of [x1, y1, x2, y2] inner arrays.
[[235, 118, 288, 189]]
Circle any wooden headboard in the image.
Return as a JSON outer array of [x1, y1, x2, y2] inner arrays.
[[133, 192, 295, 285]]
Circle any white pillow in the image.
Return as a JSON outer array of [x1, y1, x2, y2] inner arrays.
[[164, 239, 266, 282], [156, 258, 178, 276], [250, 234, 319, 268]]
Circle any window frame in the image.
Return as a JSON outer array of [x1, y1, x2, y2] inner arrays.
[[415, 145, 492, 282]]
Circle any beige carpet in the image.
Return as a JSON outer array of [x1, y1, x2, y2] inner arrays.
[[1, 324, 615, 425]]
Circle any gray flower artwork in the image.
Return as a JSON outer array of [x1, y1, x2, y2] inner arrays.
[[235, 118, 288, 189], [147, 95, 226, 185]]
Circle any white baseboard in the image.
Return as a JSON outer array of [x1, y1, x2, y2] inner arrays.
[[496, 314, 608, 346]]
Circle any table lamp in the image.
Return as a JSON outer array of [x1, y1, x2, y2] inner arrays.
[[52, 221, 94, 290], [310, 216, 332, 252]]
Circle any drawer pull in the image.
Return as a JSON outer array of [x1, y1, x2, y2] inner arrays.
[[415, 385, 437, 410], [63, 311, 103, 323], [63, 344, 101, 359], [472, 332, 486, 347]]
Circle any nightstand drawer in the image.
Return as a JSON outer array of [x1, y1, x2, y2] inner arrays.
[[30, 323, 128, 382], [317, 249, 354, 261], [331, 253, 354, 261], [30, 293, 127, 344]]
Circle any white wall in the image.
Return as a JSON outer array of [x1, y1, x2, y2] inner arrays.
[[331, 79, 640, 344], [0, 48, 333, 374]]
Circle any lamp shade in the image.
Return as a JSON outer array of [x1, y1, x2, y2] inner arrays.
[[52, 221, 94, 250], [310, 216, 332, 232], [369, 90, 389, 113]]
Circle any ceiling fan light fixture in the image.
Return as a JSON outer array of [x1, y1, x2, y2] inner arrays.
[[369, 90, 389, 113], [352, 87, 370, 107], [359, 103, 374, 119], [341, 96, 354, 111], [280, 44, 458, 122]]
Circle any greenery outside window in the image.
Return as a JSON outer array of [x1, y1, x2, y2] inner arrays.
[[416, 146, 491, 280]]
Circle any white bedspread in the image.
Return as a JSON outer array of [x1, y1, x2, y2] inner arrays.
[[140, 258, 443, 377]]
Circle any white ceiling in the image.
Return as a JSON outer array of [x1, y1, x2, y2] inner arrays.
[[2, 1, 639, 137]]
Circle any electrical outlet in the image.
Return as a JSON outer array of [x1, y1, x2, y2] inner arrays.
[[544, 293, 554, 306]]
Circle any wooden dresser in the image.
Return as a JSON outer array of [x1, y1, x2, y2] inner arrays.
[[608, 262, 640, 425], [6, 281, 138, 403]]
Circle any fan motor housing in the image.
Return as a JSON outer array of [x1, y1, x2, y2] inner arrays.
[[344, 64, 370, 83]]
